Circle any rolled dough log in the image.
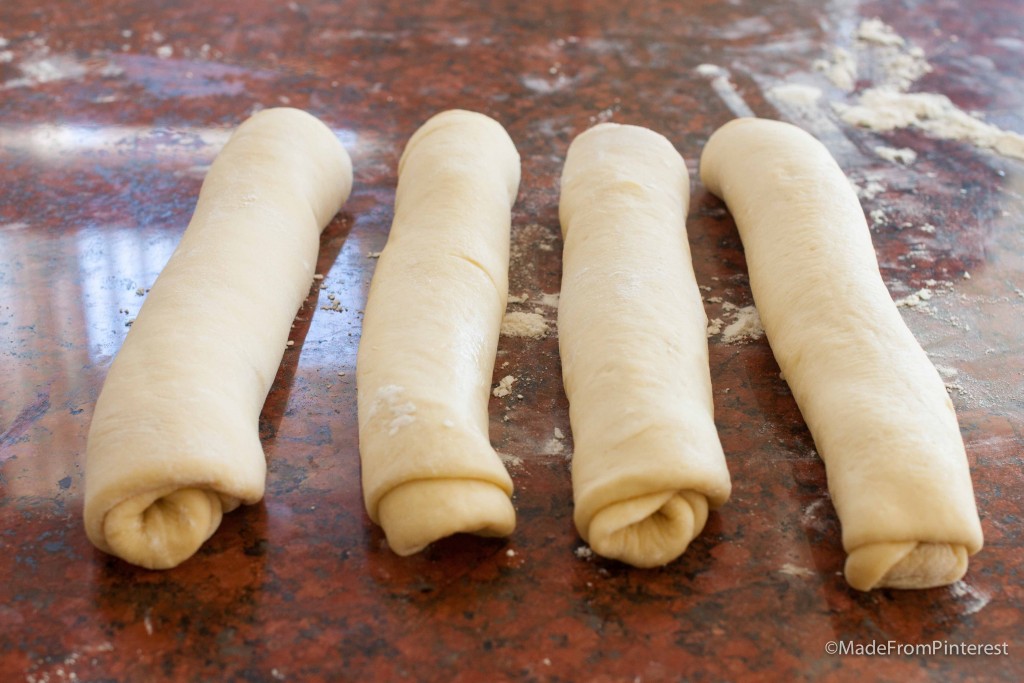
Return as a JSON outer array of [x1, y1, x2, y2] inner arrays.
[[357, 110, 519, 555], [700, 117, 983, 590], [558, 123, 732, 568], [84, 107, 353, 569]]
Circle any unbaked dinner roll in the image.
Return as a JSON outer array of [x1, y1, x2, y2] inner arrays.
[[558, 123, 732, 568], [357, 110, 520, 555], [700, 117, 983, 590], [84, 107, 353, 569]]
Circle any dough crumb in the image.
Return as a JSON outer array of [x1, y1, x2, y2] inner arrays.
[[507, 292, 529, 304], [895, 288, 933, 308], [854, 178, 886, 200], [778, 563, 816, 578], [857, 17, 906, 47], [553, 427, 564, 440], [768, 83, 822, 108], [539, 292, 560, 308], [366, 251, 381, 259], [874, 145, 917, 164], [575, 545, 594, 560], [695, 63, 725, 77], [720, 305, 764, 343], [493, 375, 516, 398], [706, 317, 724, 337], [501, 311, 548, 339]]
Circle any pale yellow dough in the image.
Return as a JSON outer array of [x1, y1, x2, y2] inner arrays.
[[83, 107, 353, 569], [357, 110, 520, 555], [700, 117, 983, 590], [558, 123, 731, 568]]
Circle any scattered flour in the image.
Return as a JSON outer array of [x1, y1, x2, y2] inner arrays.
[[493, 375, 516, 398], [501, 311, 548, 339], [720, 305, 764, 343], [949, 580, 991, 616], [838, 90, 1024, 160], [5, 53, 87, 88], [825, 18, 1024, 161], [499, 452, 524, 470], [541, 438, 565, 455], [369, 385, 417, 437], [705, 300, 764, 343], [695, 63, 757, 118], [813, 47, 857, 91]]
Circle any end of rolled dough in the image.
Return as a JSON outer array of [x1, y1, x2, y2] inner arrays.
[[699, 116, 807, 198], [845, 541, 970, 591], [585, 490, 710, 568], [377, 478, 516, 556], [397, 109, 521, 205], [101, 487, 228, 570]]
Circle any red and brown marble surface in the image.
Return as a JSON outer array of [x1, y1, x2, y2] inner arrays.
[[1, 0, 1022, 680]]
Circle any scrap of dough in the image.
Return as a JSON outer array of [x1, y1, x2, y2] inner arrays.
[[558, 123, 732, 568], [700, 117, 983, 590], [84, 108, 353, 569], [357, 110, 520, 555]]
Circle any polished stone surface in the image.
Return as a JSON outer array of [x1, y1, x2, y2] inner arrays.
[[1, 0, 1022, 680]]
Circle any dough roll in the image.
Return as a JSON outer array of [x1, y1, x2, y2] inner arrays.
[[84, 108, 353, 569], [700, 117, 983, 590], [357, 110, 519, 555], [558, 123, 732, 568]]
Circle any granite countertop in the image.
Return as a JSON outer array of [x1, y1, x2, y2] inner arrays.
[[1, 0, 1022, 680]]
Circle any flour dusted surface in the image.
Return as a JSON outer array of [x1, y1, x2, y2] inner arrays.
[[500, 311, 548, 339]]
